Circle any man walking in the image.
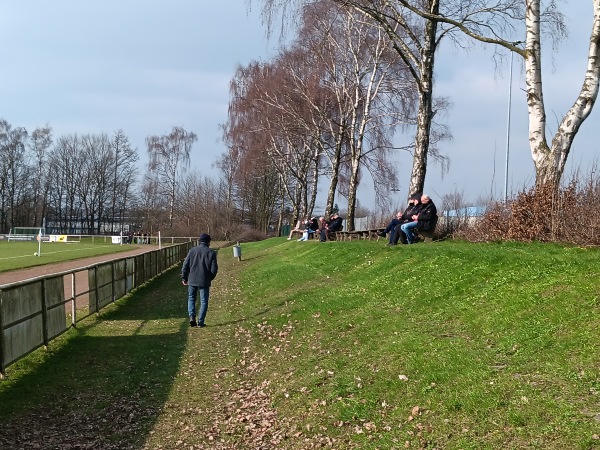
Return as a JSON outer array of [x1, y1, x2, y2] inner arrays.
[[182, 233, 218, 327]]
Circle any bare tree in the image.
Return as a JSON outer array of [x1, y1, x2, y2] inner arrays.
[[259, 0, 452, 199], [293, 1, 418, 227], [80, 134, 115, 234], [226, 60, 319, 225], [0, 120, 28, 232], [137, 173, 165, 235], [146, 127, 198, 228], [230, 2, 421, 230], [176, 171, 213, 236], [48, 135, 86, 233], [29, 125, 53, 228], [110, 130, 138, 233], [311, 3, 418, 228]]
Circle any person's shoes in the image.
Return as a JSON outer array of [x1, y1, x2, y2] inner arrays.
[[287, 237, 292, 240], [414, 237, 421, 243], [197, 323, 206, 328], [377, 231, 386, 237], [387, 242, 396, 246], [190, 320, 197, 327]]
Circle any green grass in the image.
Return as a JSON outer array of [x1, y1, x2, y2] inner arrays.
[[0, 240, 141, 273], [0, 238, 598, 449]]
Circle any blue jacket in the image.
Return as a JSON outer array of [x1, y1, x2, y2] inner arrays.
[[181, 243, 218, 287], [416, 201, 438, 231], [328, 216, 344, 232]]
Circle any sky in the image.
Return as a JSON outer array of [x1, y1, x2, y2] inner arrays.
[[1, 1, 598, 210]]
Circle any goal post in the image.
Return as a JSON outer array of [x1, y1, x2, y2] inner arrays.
[[7, 227, 44, 242]]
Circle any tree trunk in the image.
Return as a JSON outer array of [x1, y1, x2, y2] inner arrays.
[[325, 136, 343, 215], [525, 0, 600, 191], [346, 158, 360, 231], [408, 2, 438, 198]]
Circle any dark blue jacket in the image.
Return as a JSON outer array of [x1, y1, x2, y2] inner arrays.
[[416, 201, 438, 231], [181, 242, 218, 287], [328, 216, 343, 232]]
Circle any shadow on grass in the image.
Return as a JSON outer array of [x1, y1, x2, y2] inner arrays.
[[212, 298, 288, 327], [0, 268, 190, 449]]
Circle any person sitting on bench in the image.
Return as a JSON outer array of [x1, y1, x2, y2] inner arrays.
[[287, 219, 304, 240], [378, 194, 421, 245], [298, 217, 319, 241], [400, 194, 437, 244], [321, 213, 343, 241]]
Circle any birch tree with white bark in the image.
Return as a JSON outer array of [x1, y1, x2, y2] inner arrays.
[[259, 0, 452, 199], [384, 0, 599, 190], [296, 1, 419, 226]]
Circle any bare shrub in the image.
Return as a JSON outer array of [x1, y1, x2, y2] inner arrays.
[[233, 225, 269, 243], [454, 201, 510, 242], [459, 171, 600, 245], [438, 190, 470, 238]]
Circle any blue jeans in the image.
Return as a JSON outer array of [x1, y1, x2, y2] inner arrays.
[[400, 222, 419, 244], [385, 219, 402, 243], [188, 285, 210, 325], [298, 229, 315, 241]]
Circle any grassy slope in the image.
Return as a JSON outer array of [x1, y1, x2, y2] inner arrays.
[[0, 238, 598, 449], [228, 239, 599, 449]]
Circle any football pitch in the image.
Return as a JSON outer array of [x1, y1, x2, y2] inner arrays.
[[0, 240, 138, 273]]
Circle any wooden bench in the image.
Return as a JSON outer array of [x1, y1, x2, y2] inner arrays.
[[415, 228, 436, 243], [377, 227, 436, 243], [341, 230, 367, 240], [307, 227, 436, 243], [369, 228, 386, 240], [329, 229, 385, 241]]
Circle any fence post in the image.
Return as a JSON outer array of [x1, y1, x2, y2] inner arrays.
[[94, 266, 100, 314], [71, 273, 76, 327], [131, 256, 136, 291], [0, 290, 6, 379], [41, 279, 49, 348], [111, 262, 116, 303]]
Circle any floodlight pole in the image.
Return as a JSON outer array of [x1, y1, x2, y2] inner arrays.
[[504, 42, 523, 202], [504, 50, 515, 203]]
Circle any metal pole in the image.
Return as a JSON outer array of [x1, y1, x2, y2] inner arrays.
[[504, 50, 514, 202]]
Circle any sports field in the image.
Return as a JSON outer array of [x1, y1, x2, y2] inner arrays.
[[0, 239, 139, 273]]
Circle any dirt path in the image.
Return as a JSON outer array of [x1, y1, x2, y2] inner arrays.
[[0, 245, 158, 286]]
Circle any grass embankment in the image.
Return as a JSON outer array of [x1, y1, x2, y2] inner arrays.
[[0, 240, 143, 273], [0, 239, 598, 449]]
